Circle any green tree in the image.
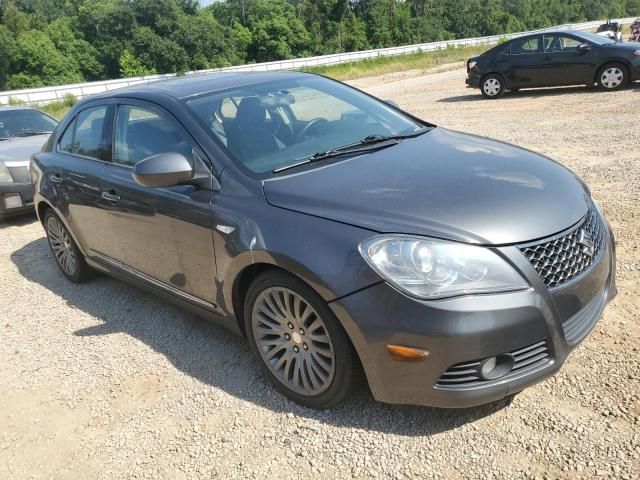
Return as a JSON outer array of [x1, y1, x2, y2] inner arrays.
[[119, 49, 156, 77]]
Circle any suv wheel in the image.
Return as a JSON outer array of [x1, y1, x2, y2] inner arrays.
[[598, 63, 627, 91], [481, 74, 505, 99], [44, 210, 93, 282], [244, 271, 357, 409]]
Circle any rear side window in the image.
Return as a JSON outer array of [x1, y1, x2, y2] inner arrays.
[[58, 105, 108, 161], [113, 105, 193, 167], [511, 37, 540, 54]]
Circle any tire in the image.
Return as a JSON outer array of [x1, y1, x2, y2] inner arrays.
[[481, 74, 505, 99], [244, 271, 358, 409], [597, 63, 628, 91], [44, 210, 93, 283]]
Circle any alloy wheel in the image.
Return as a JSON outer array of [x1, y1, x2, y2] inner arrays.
[[251, 287, 336, 396], [600, 67, 624, 89], [46, 216, 77, 276], [483, 78, 501, 97]]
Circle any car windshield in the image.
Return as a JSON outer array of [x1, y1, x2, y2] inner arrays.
[[186, 75, 424, 176], [0, 109, 58, 139], [576, 31, 616, 45]]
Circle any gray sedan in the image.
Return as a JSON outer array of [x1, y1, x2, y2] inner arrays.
[[0, 106, 57, 220]]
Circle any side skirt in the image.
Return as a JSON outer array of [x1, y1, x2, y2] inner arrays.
[[86, 253, 242, 336]]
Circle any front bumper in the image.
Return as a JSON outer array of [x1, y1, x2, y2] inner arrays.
[[330, 226, 616, 408], [466, 70, 482, 88], [0, 182, 34, 219]]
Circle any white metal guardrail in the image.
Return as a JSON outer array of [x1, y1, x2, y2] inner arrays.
[[1, 17, 635, 106]]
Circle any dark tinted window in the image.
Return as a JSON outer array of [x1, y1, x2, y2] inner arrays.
[[511, 37, 540, 54], [74, 106, 107, 160], [114, 105, 193, 167]]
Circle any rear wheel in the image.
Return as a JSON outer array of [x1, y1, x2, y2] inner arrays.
[[597, 63, 628, 91], [481, 74, 505, 99], [244, 271, 358, 409], [44, 210, 93, 282]]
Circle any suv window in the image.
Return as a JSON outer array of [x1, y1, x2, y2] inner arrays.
[[58, 106, 108, 160], [114, 105, 194, 167], [511, 37, 540, 54]]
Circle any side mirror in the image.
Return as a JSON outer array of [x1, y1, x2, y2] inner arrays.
[[385, 99, 400, 109], [577, 43, 592, 52], [132, 152, 193, 188]]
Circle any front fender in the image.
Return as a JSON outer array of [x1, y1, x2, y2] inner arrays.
[[212, 195, 382, 318]]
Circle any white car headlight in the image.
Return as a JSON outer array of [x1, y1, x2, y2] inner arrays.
[[359, 235, 528, 300], [0, 162, 13, 183]]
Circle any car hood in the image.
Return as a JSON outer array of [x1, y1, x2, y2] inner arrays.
[[263, 128, 591, 245], [0, 134, 50, 165]]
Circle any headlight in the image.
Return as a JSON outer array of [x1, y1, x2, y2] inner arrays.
[[468, 60, 477, 70], [359, 235, 528, 300], [0, 163, 13, 183]]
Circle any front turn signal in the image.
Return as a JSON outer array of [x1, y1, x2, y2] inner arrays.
[[386, 344, 430, 362]]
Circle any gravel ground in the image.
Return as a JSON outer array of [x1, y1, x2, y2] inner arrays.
[[1, 69, 639, 480]]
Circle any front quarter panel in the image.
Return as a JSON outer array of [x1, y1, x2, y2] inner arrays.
[[211, 171, 382, 319]]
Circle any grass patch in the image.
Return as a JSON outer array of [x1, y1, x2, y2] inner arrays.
[[302, 44, 490, 81]]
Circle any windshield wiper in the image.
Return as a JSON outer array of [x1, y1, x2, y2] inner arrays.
[[14, 131, 53, 137], [273, 127, 432, 174]]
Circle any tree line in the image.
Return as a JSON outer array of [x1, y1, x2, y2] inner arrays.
[[0, 0, 638, 90]]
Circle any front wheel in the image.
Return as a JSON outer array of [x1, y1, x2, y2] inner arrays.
[[244, 271, 358, 409], [598, 63, 628, 91], [481, 74, 505, 99]]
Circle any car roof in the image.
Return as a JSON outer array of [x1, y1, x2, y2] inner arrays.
[[93, 71, 311, 102]]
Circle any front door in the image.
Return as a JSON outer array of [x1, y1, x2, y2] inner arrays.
[[98, 101, 219, 309], [541, 34, 594, 86]]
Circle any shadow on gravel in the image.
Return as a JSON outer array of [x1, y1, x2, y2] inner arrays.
[[0, 212, 37, 230], [438, 85, 608, 103], [12, 237, 511, 436]]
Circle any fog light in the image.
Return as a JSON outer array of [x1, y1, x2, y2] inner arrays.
[[3, 193, 23, 209], [478, 354, 514, 380]]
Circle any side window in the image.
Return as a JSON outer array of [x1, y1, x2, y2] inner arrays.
[[59, 119, 76, 153], [114, 105, 194, 167], [74, 106, 108, 160], [511, 37, 540, 55]]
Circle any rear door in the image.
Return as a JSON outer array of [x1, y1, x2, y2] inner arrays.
[[52, 101, 114, 254], [506, 35, 550, 88], [97, 100, 219, 309], [541, 34, 594, 86]]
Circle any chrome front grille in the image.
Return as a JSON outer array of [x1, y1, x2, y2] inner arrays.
[[435, 340, 552, 390], [519, 209, 606, 289]]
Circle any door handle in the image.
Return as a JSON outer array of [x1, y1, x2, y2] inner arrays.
[[49, 173, 63, 183], [101, 191, 121, 202]]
